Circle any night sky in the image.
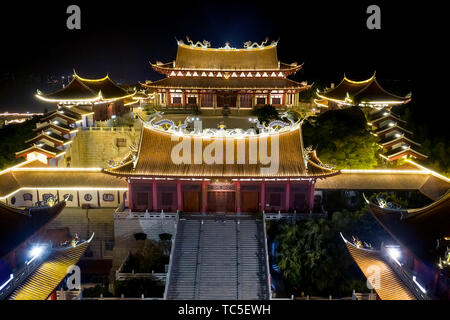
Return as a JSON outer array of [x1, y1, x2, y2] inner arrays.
[[0, 1, 445, 113]]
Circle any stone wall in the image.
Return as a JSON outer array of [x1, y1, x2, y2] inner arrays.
[[114, 215, 177, 242], [60, 126, 141, 168], [46, 207, 115, 260]]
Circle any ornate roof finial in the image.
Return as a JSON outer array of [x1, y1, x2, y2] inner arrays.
[[185, 36, 211, 49], [243, 38, 272, 49]]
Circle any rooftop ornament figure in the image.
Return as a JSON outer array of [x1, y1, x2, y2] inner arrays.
[[185, 36, 211, 49], [376, 195, 402, 210], [243, 37, 277, 49]]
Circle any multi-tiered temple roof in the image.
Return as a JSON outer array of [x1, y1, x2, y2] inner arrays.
[[143, 39, 309, 108], [104, 120, 339, 179], [316, 73, 411, 108], [36, 71, 133, 104]]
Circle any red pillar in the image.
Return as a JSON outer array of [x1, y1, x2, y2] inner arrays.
[[260, 181, 266, 212], [201, 180, 207, 214], [152, 180, 158, 212], [235, 180, 241, 214], [177, 180, 182, 212], [128, 180, 133, 211], [285, 180, 290, 212], [308, 179, 315, 213]]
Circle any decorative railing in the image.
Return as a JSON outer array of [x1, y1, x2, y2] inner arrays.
[[264, 212, 328, 221], [56, 289, 82, 300], [81, 126, 136, 132], [352, 290, 377, 300], [262, 213, 272, 300], [116, 271, 167, 283], [163, 213, 180, 300], [114, 209, 178, 219], [380, 244, 431, 300]]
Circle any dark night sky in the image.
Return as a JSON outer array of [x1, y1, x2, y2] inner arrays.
[[0, 1, 445, 113]]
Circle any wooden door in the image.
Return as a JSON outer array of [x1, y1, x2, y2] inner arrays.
[[207, 191, 235, 213], [183, 191, 200, 213], [134, 191, 152, 212], [241, 191, 259, 213]]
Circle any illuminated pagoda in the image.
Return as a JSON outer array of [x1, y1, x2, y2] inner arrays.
[[369, 109, 428, 162], [15, 114, 79, 166], [315, 73, 411, 110], [35, 70, 135, 121], [346, 192, 450, 300], [144, 38, 310, 109], [104, 115, 338, 215]]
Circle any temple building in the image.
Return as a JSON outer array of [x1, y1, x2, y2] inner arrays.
[[315, 73, 411, 110], [143, 38, 310, 109], [35, 71, 134, 121], [104, 117, 338, 215]]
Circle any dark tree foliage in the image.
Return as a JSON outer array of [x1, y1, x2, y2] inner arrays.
[[392, 102, 450, 176], [121, 240, 169, 273], [0, 116, 41, 170], [302, 107, 379, 169], [275, 205, 391, 297], [252, 104, 280, 125]]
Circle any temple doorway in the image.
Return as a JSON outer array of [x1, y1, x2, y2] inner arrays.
[[207, 191, 236, 213], [217, 94, 237, 108], [183, 190, 201, 213], [241, 191, 259, 213]]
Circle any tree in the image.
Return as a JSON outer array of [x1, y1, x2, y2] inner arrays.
[[393, 102, 450, 177], [302, 107, 379, 169], [252, 104, 279, 125], [0, 116, 42, 170], [275, 205, 391, 297], [122, 240, 169, 273]]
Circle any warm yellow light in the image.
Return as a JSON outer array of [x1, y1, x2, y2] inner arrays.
[[341, 169, 428, 174], [405, 159, 450, 182]]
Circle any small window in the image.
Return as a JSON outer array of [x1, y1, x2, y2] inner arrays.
[[63, 194, 74, 201], [84, 193, 93, 202], [172, 96, 182, 104], [116, 138, 127, 147], [271, 97, 281, 105], [103, 194, 115, 202], [23, 193, 33, 201], [187, 97, 197, 104], [11, 196, 16, 205], [256, 97, 266, 105]]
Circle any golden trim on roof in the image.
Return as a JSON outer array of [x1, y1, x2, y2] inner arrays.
[[8, 235, 93, 300], [341, 233, 416, 300]]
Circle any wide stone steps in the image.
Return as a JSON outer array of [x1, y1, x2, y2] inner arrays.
[[166, 218, 269, 300]]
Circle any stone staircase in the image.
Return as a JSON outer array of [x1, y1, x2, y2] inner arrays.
[[166, 218, 269, 300]]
